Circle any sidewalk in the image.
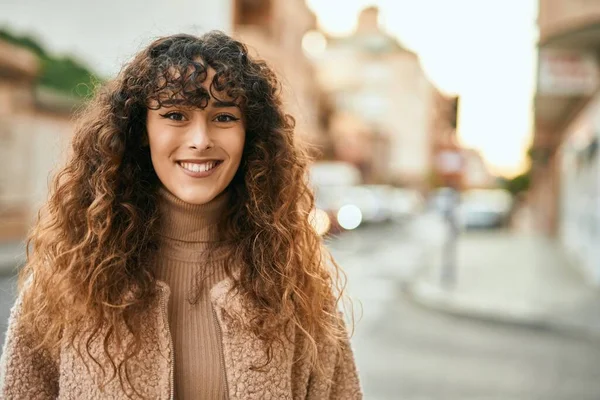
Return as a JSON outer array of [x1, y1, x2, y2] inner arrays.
[[406, 230, 600, 340]]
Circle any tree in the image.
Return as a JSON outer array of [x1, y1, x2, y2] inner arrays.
[[0, 27, 102, 98], [501, 170, 531, 196]]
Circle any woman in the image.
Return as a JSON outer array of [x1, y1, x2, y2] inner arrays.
[[0, 31, 361, 399]]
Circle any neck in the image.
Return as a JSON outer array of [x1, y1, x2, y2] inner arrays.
[[157, 186, 230, 260]]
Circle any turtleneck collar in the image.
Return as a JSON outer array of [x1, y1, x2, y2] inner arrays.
[[158, 186, 230, 244]]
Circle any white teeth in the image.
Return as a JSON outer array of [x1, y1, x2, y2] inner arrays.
[[180, 161, 217, 173]]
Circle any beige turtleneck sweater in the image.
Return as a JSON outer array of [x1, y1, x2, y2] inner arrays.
[[155, 187, 230, 399]]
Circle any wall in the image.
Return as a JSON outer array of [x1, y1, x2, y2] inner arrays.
[[558, 92, 600, 284], [234, 0, 322, 146]]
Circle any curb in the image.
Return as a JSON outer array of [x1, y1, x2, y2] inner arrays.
[[403, 280, 600, 343]]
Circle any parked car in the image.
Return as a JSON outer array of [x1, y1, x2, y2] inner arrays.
[[351, 185, 393, 224], [388, 187, 424, 221], [457, 189, 513, 229]]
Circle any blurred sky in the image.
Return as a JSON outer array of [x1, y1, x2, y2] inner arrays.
[[1, 0, 536, 177], [307, 0, 538, 177]]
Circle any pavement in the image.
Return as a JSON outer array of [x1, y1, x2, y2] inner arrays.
[[330, 220, 600, 399], [406, 229, 600, 341]]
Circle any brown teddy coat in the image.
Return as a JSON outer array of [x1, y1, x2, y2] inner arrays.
[[0, 277, 362, 399]]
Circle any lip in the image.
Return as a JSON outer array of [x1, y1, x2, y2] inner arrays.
[[177, 160, 223, 178]]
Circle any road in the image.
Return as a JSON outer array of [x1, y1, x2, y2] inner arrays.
[[329, 222, 600, 400], [1, 220, 600, 399]]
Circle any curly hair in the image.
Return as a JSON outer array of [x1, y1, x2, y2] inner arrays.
[[18, 31, 347, 393]]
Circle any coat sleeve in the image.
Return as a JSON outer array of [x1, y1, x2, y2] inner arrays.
[[306, 310, 363, 400], [328, 312, 362, 399], [0, 287, 60, 399]]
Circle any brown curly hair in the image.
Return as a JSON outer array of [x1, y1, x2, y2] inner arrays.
[[18, 31, 347, 393]]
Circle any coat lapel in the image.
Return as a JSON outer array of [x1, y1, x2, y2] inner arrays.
[[210, 279, 295, 400]]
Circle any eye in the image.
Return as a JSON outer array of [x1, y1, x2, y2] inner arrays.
[[214, 113, 240, 123], [159, 112, 186, 121]]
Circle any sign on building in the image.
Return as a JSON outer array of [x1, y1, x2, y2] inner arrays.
[[538, 49, 599, 96]]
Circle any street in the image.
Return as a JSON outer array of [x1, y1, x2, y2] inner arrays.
[[1, 223, 600, 399], [328, 222, 600, 400]]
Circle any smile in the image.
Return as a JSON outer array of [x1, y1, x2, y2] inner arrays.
[[177, 160, 223, 178]]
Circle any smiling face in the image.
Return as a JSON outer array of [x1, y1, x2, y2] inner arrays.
[[146, 66, 245, 205]]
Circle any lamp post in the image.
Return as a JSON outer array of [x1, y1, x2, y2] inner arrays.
[[435, 145, 464, 289]]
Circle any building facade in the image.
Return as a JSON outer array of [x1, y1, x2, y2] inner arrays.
[[533, 0, 600, 283], [233, 0, 323, 147], [430, 92, 464, 190], [0, 40, 75, 241], [311, 6, 439, 187]]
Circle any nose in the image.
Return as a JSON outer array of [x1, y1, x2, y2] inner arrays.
[[188, 120, 213, 150]]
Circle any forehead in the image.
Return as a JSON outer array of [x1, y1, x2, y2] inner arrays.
[[157, 60, 215, 89], [149, 62, 240, 109]]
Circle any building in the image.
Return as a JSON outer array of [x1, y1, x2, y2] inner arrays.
[[429, 92, 494, 191], [532, 0, 600, 284], [310, 6, 439, 187], [0, 40, 75, 242], [233, 0, 323, 147], [461, 149, 496, 189], [430, 92, 463, 190]]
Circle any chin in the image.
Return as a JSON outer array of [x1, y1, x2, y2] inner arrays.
[[173, 186, 219, 205], [182, 193, 215, 205]]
